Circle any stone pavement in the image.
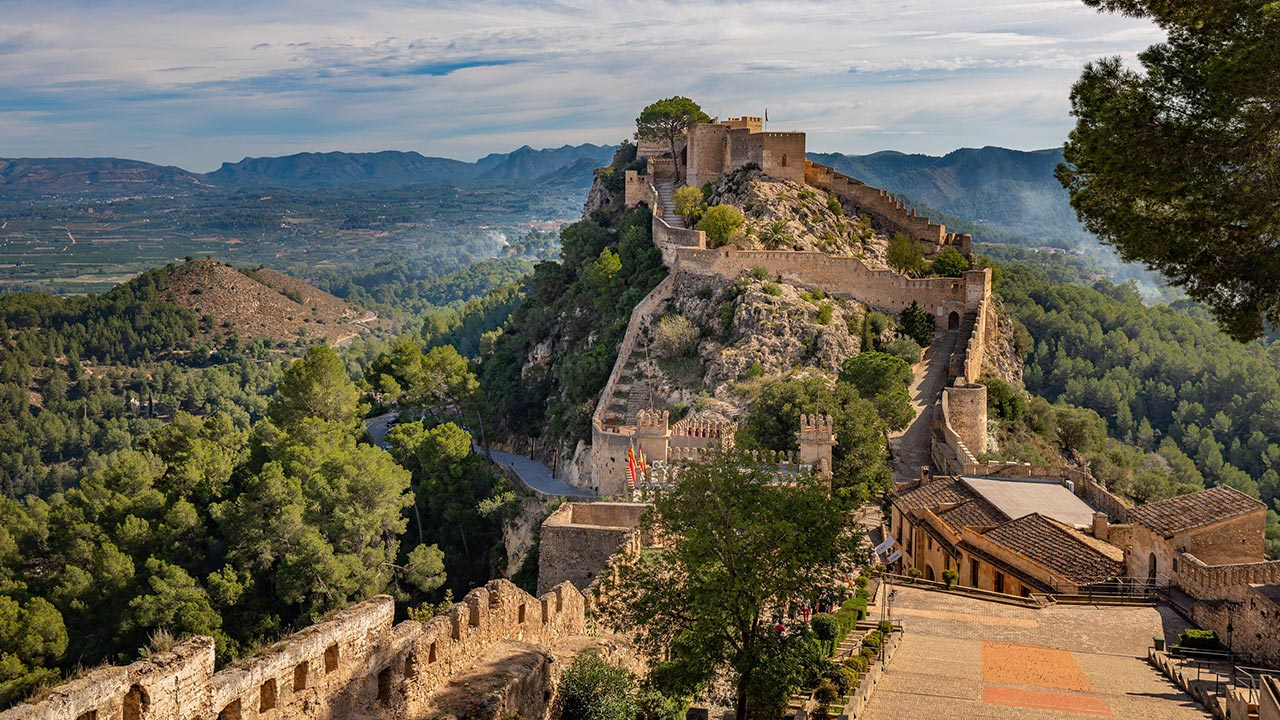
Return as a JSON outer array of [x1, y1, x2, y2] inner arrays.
[[861, 586, 1210, 720]]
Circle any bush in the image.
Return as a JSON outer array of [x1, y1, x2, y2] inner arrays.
[[814, 303, 834, 325], [845, 654, 869, 673], [827, 195, 844, 216], [980, 376, 1026, 423], [862, 630, 883, 650], [942, 569, 959, 588], [762, 281, 782, 296], [1178, 629, 1221, 650], [878, 620, 893, 635], [696, 204, 745, 246], [559, 652, 638, 720], [881, 337, 923, 364], [673, 185, 705, 224], [750, 265, 770, 281], [652, 314, 699, 359], [932, 246, 971, 277], [887, 232, 927, 276], [811, 613, 840, 645], [840, 352, 912, 398], [907, 567, 923, 579], [898, 301, 935, 347], [814, 678, 839, 704]]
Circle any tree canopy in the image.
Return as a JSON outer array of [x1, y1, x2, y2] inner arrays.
[[606, 449, 865, 719], [636, 97, 711, 182], [1058, 0, 1280, 340]]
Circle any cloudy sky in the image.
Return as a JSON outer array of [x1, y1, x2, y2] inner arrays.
[[0, 0, 1161, 171]]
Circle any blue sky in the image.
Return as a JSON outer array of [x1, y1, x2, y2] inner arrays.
[[0, 0, 1161, 171]]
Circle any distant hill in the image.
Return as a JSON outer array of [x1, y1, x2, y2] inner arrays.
[[807, 147, 1087, 244], [0, 144, 619, 196], [204, 150, 478, 188], [0, 157, 208, 194], [161, 258, 375, 346]]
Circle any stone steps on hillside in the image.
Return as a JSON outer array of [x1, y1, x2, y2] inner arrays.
[[655, 182, 685, 228]]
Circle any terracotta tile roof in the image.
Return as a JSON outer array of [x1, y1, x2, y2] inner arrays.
[[981, 514, 1124, 587], [1127, 486, 1265, 538], [894, 476, 985, 512], [937, 499, 1006, 531]]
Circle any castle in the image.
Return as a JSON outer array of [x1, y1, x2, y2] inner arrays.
[[592, 114, 992, 496]]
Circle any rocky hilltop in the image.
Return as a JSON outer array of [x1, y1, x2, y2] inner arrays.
[[162, 258, 375, 345]]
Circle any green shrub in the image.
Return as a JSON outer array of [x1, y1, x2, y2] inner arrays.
[[881, 337, 923, 363], [799, 188, 817, 201], [907, 567, 923, 579], [942, 569, 959, 588], [931, 247, 971, 277], [827, 195, 844, 216], [559, 652, 638, 720], [1178, 629, 1220, 650], [673, 185, 706, 224], [696, 204, 745, 246], [814, 303, 834, 325], [814, 678, 839, 704], [898, 301, 934, 346], [762, 281, 782, 297], [862, 631, 883, 651], [845, 654, 869, 673], [811, 613, 840, 645], [878, 619, 893, 635]]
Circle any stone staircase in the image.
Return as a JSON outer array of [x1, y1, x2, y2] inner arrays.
[[655, 182, 685, 228], [600, 342, 655, 428]]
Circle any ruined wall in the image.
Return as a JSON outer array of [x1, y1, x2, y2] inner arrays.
[[1, 580, 587, 720], [936, 388, 980, 474], [538, 503, 648, 595]]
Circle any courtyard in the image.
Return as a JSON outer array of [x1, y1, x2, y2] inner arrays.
[[861, 586, 1211, 720]]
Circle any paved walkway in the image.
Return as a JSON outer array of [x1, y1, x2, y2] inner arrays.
[[479, 446, 597, 498], [861, 586, 1209, 720], [889, 329, 957, 484]]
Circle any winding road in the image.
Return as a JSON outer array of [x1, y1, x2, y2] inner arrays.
[[365, 411, 596, 498]]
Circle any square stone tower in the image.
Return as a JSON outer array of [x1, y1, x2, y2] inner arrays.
[[798, 413, 836, 477]]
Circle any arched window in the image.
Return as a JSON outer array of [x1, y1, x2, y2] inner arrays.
[[1148, 553, 1158, 581], [948, 311, 960, 330], [780, 153, 788, 167]]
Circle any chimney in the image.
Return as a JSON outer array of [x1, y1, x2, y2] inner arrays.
[[1093, 512, 1109, 542]]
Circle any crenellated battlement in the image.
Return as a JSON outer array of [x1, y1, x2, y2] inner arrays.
[[0, 580, 588, 720]]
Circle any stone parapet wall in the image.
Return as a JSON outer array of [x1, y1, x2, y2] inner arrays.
[[1188, 583, 1280, 668], [1178, 553, 1280, 600], [1, 580, 587, 720], [671, 248, 986, 319], [804, 161, 972, 257]]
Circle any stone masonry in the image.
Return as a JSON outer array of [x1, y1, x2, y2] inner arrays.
[[0, 580, 588, 720]]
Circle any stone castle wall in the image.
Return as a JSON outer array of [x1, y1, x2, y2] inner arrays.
[[804, 161, 972, 258], [1, 581, 587, 720], [538, 503, 650, 595], [1177, 552, 1280, 601]]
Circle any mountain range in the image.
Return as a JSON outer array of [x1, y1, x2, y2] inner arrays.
[[0, 142, 1084, 244], [0, 143, 617, 194]]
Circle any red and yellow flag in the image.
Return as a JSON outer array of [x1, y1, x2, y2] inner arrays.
[[627, 445, 637, 489]]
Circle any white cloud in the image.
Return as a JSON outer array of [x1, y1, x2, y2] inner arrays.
[[0, 0, 1161, 169]]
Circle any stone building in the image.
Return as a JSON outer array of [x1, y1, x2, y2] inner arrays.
[[888, 473, 1124, 596]]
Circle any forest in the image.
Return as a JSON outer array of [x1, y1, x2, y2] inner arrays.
[[986, 251, 1280, 558]]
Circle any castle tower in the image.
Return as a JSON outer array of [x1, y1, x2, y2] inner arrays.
[[798, 413, 836, 478], [635, 409, 671, 465]]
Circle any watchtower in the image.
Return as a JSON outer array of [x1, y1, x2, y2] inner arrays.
[[798, 413, 836, 477], [635, 409, 671, 465]]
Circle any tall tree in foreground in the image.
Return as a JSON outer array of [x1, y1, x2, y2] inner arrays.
[[605, 451, 865, 719], [636, 97, 711, 183], [1058, 0, 1280, 341]]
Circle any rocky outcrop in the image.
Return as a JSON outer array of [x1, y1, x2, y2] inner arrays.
[[704, 168, 890, 266]]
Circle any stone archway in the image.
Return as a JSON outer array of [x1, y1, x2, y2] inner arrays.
[[925, 565, 936, 582], [1148, 553, 1158, 582], [947, 311, 960, 330]]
